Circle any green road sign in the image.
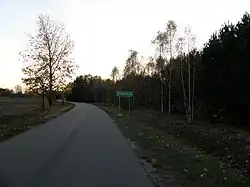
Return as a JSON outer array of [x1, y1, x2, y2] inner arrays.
[[116, 91, 133, 97]]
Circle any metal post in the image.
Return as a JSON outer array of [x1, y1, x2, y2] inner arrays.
[[128, 97, 131, 117], [118, 96, 121, 114]]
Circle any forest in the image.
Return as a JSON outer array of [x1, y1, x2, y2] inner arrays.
[[0, 10, 248, 187], [66, 13, 250, 127]]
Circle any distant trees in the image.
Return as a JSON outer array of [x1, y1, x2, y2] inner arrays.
[[66, 12, 250, 127], [111, 66, 119, 83], [14, 85, 22, 94], [0, 88, 14, 97], [145, 57, 155, 76], [198, 12, 250, 124], [67, 75, 113, 103], [123, 50, 141, 77], [20, 14, 77, 106], [0, 87, 26, 97]]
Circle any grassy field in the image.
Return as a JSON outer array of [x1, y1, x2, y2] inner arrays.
[[99, 104, 249, 187], [0, 97, 74, 143]]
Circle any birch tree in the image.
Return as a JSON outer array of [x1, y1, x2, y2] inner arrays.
[[178, 26, 196, 123], [146, 57, 156, 76], [166, 20, 177, 118], [123, 49, 140, 106], [123, 50, 140, 77], [176, 37, 189, 119], [110, 66, 119, 105], [152, 31, 168, 113], [185, 26, 196, 123], [20, 14, 77, 106]]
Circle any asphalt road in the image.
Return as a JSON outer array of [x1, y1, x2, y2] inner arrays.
[[0, 103, 153, 187]]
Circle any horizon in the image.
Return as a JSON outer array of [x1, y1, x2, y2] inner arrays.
[[1, 0, 250, 89]]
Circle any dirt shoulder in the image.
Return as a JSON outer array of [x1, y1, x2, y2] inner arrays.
[[0, 97, 75, 143], [99, 104, 249, 187]]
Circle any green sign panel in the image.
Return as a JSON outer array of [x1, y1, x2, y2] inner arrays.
[[116, 91, 133, 97]]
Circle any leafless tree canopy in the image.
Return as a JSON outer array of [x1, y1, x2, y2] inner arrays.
[[14, 85, 22, 94], [20, 14, 77, 103], [110, 66, 119, 83], [123, 50, 141, 77]]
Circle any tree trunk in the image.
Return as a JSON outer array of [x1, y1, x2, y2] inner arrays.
[[168, 59, 172, 120], [48, 70, 53, 106], [180, 57, 189, 120], [47, 94, 52, 106], [191, 62, 195, 121], [42, 86, 45, 110], [48, 90, 53, 106], [168, 72, 171, 118], [159, 45, 164, 114], [168, 32, 173, 123], [48, 48, 53, 106], [161, 79, 164, 113], [188, 53, 192, 123], [113, 80, 116, 106]]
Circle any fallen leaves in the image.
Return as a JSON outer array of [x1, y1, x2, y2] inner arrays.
[[107, 107, 250, 187]]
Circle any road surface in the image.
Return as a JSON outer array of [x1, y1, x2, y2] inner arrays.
[[0, 103, 153, 187]]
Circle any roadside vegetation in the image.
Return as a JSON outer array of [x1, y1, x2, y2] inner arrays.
[[0, 96, 74, 143], [1, 10, 249, 186], [65, 12, 250, 187], [0, 13, 77, 142], [99, 105, 249, 187]]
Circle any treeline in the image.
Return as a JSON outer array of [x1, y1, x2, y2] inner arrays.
[[67, 12, 250, 126], [66, 75, 113, 103], [0, 88, 14, 97], [0, 85, 25, 97]]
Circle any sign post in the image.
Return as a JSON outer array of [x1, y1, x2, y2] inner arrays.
[[128, 97, 131, 117], [118, 96, 121, 114], [116, 91, 133, 116]]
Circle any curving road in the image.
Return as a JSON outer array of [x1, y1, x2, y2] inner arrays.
[[0, 103, 153, 187]]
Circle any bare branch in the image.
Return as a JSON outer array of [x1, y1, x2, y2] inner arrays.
[[20, 14, 77, 104]]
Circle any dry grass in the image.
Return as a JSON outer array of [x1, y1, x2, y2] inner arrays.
[[130, 109, 250, 178], [0, 97, 74, 142], [0, 97, 44, 117], [99, 104, 249, 187]]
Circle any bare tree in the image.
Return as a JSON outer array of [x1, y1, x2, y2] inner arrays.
[[152, 31, 168, 113], [177, 26, 196, 123], [146, 57, 155, 76], [20, 14, 77, 106], [123, 50, 140, 77], [139, 56, 146, 76], [176, 37, 189, 121], [166, 20, 177, 119], [110, 66, 119, 105], [152, 31, 168, 57], [111, 66, 119, 83], [184, 26, 196, 123], [14, 84, 22, 94]]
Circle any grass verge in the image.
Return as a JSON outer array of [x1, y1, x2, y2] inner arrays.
[[99, 104, 249, 187], [0, 100, 74, 143]]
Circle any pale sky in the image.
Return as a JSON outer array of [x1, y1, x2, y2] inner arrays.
[[0, 0, 249, 89]]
